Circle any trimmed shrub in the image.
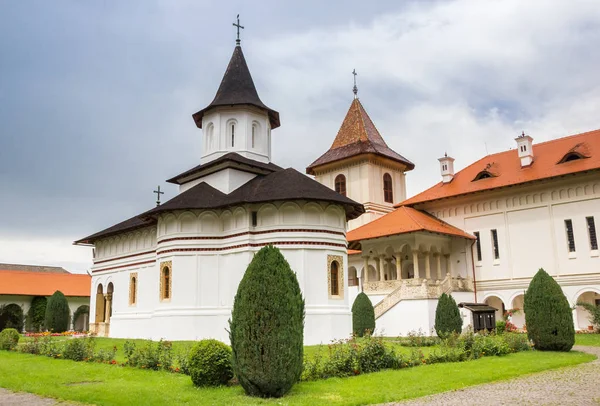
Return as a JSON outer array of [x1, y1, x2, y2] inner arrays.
[[45, 291, 70, 333], [524, 268, 575, 351], [229, 245, 305, 398], [0, 304, 24, 332], [188, 339, 233, 387], [434, 293, 462, 338], [27, 296, 47, 332], [0, 328, 20, 350], [352, 292, 375, 337]]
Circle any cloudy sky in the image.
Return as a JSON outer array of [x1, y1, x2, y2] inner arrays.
[[1, 0, 600, 272]]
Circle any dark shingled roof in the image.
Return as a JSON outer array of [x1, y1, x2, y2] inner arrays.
[[306, 99, 414, 174], [166, 153, 283, 185], [0, 263, 69, 274], [75, 168, 365, 245], [192, 45, 280, 129]]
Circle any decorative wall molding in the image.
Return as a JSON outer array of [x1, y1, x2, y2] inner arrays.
[[157, 240, 347, 256], [327, 255, 344, 299]]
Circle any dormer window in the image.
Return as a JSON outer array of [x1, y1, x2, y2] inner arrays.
[[558, 152, 586, 164], [473, 171, 494, 181]]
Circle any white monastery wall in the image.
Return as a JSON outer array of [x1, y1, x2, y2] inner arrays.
[[179, 168, 257, 194], [1, 294, 90, 331], [89, 201, 352, 345]]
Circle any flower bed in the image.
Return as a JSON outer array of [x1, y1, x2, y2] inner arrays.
[[24, 331, 88, 338]]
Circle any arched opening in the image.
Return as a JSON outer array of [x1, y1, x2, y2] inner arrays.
[[251, 124, 257, 149], [348, 266, 358, 287], [231, 123, 236, 147], [558, 152, 586, 164], [95, 284, 105, 324], [334, 174, 346, 196], [106, 282, 114, 322], [510, 295, 525, 329], [162, 266, 171, 300], [206, 123, 215, 151], [367, 265, 378, 281], [484, 296, 505, 323], [0, 303, 24, 332], [130, 275, 137, 305], [73, 305, 90, 332], [330, 261, 340, 296], [473, 171, 494, 181], [575, 291, 600, 331], [383, 173, 393, 203]]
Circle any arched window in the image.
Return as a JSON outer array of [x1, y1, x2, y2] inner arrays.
[[206, 123, 214, 151], [473, 171, 494, 181], [558, 152, 586, 163], [251, 124, 256, 149], [231, 124, 235, 147], [383, 173, 393, 203], [129, 273, 137, 306], [160, 261, 172, 301], [334, 174, 346, 196], [330, 261, 339, 296]]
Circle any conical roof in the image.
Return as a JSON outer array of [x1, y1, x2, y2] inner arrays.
[[306, 99, 414, 174], [192, 45, 280, 129]]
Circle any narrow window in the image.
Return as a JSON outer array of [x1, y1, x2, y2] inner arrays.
[[586, 216, 598, 250], [330, 261, 339, 296], [130, 276, 137, 305], [251, 125, 255, 148], [491, 229, 500, 259], [231, 124, 235, 147], [383, 173, 393, 203], [474, 231, 482, 262], [251, 211, 258, 227], [163, 267, 170, 299], [565, 219, 576, 252], [334, 174, 346, 196]]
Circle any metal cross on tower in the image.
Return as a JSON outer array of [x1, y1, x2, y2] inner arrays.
[[153, 185, 164, 207], [352, 69, 358, 98], [233, 14, 244, 45]]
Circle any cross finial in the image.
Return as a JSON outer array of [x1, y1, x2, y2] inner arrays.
[[153, 185, 164, 207], [233, 14, 244, 46], [352, 69, 358, 98]]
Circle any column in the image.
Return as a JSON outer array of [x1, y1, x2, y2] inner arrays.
[[412, 250, 420, 279], [104, 293, 113, 323], [445, 254, 452, 278], [395, 253, 402, 280], [363, 256, 370, 283], [436, 253, 442, 280], [379, 255, 386, 281], [424, 251, 431, 280]]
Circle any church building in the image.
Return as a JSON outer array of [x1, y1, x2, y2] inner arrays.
[[76, 37, 364, 345]]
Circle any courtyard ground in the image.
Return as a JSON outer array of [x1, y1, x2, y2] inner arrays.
[[0, 345, 594, 405]]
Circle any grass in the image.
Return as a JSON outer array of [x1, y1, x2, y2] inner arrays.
[[0, 349, 594, 405], [575, 333, 600, 347]]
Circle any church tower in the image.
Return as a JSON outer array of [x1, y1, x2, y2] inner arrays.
[[192, 42, 280, 165], [306, 91, 414, 230]]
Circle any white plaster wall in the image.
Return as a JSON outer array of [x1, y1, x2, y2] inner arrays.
[[179, 169, 257, 194], [376, 299, 437, 336]]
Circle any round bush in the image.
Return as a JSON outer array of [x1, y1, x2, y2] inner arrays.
[[352, 292, 375, 337], [45, 291, 70, 333], [0, 328, 21, 350], [434, 293, 462, 338], [229, 245, 305, 398], [524, 268, 574, 351], [188, 339, 233, 387]]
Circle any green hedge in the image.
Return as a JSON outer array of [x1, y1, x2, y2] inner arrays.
[[352, 292, 375, 337], [45, 291, 70, 333], [435, 293, 462, 338], [188, 339, 233, 387]]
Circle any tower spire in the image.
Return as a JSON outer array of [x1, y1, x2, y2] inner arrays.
[[233, 14, 244, 46], [352, 69, 358, 98]]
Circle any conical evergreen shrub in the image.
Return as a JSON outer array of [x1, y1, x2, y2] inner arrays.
[[45, 291, 70, 333], [229, 246, 305, 398], [434, 293, 462, 338], [524, 268, 574, 351], [352, 292, 375, 337]]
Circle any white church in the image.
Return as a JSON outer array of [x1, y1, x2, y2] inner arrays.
[[77, 34, 600, 344]]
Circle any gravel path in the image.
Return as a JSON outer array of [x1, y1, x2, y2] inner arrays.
[[394, 345, 600, 406], [0, 388, 59, 406]]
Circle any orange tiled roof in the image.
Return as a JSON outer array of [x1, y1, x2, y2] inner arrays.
[[347, 206, 475, 243], [400, 129, 600, 206], [0, 270, 91, 297], [306, 99, 414, 174], [348, 249, 362, 255]]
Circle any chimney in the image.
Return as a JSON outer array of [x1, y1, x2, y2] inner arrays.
[[438, 153, 455, 183], [515, 131, 534, 167]]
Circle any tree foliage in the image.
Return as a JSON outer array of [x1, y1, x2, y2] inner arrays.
[[576, 301, 600, 331], [524, 268, 574, 351], [229, 246, 305, 398], [0, 304, 24, 332], [188, 339, 233, 387], [45, 291, 70, 333], [351, 292, 375, 337], [434, 293, 462, 338], [27, 296, 47, 332]]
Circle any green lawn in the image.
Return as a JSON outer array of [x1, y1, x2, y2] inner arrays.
[[0, 349, 594, 406], [575, 334, 600, 347]]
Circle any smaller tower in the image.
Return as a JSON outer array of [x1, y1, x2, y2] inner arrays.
[[438, 153, 455, 183], [515, 132, 534, 167]]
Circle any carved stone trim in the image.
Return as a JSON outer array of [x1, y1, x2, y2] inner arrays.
[[159, 261, 172, 302], [129, 272, 138, 306], [327, 255, 344, 299]]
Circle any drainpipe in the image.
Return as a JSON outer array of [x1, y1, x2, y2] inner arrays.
[[469, 239, 478, 302]]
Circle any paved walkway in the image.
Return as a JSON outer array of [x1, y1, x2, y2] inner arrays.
[[0, 389, 58, 406], [395, 345, 600, 406]]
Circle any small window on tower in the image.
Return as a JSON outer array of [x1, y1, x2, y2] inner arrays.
[[251, 125, 255, 148], [334, 174, 346, 196], [565, 219, 576, 253], [231, 124, 235, 147], [251, 211, 258, 227], [383, 173, 393, 203]]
